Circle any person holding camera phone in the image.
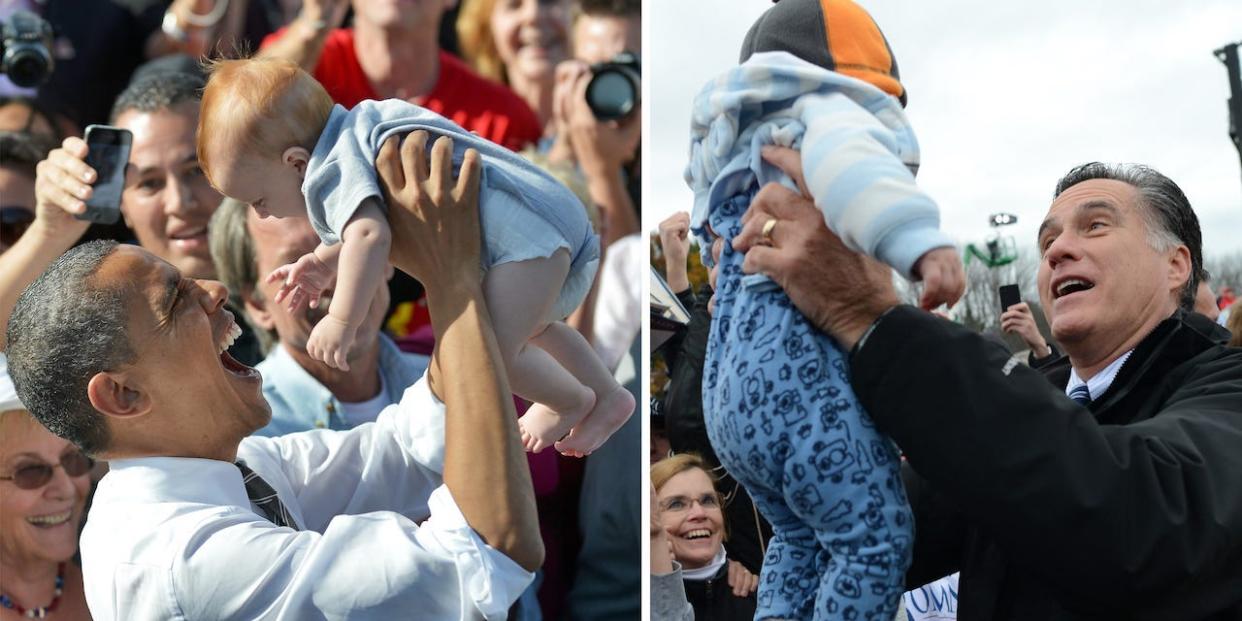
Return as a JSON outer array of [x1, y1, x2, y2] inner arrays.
[[998, 285, 1061, 369], [1001, 300, 1061, 369], [0, 71, 264, 366]]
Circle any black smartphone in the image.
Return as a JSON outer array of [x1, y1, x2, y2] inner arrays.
[[75, 125, 132, 224], [999, 283, 1022, 312]]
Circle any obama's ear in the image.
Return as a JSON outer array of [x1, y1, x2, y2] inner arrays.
[[86, 371, 152, 421]]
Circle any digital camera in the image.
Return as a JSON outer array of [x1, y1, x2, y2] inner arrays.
[[586, 52, 640, 121], [0, 10, 55, 88]]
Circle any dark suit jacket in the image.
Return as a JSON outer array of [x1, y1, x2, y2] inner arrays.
[[852, 307, 1242, 620]]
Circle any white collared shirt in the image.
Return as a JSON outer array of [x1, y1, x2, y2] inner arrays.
[[81, 377, 532, 621], [1066, 349, 1135, 402]]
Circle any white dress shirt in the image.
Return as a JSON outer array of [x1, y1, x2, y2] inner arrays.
[[81, 377, 533, 620], [1066, 349, 1135, 401]]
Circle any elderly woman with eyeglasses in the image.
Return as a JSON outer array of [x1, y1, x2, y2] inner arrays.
[[651, 453, 757, 621], [0, 362, 93, 620]]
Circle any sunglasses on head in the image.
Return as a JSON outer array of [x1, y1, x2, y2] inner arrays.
[[0, 451, 95, 490]]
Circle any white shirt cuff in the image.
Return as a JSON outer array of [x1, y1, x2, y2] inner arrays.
[[396, 373, 446, 474], [415, 485, 535, 620]]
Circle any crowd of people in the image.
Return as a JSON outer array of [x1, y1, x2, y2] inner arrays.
[[4, 0, 1242, 620], [650, 0, 1242, 620], [1, 0, 641, 619]]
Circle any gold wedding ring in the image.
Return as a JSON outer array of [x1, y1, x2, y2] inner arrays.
[[761, 218, 778, 244]]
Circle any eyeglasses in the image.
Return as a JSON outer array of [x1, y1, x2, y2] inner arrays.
[[0, 452, 95, 490], [659, 493, 721, 514]]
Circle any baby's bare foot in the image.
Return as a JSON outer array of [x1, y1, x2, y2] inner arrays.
[[518, 387, 595, 454], [554, 384, 636, 457]]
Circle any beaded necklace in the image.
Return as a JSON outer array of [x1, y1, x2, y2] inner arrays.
[[0, 562, 65, 618]]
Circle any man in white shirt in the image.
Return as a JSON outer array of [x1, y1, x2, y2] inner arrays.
[[727, 155, 1242, 618], [5, 134, 543, 620], [207, 197, 431, 436]]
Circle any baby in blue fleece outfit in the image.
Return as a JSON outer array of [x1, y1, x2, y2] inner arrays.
[[200, 58, 634, 457], [684, 1, 965, 619]]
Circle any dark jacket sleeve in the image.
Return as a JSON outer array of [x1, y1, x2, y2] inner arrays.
[[901, 463, 968, 589], [851, 306, 1242, 607], [1026, 342, 1061, 370], [658, 287, 699, 372], [662, 285, 717, 463]]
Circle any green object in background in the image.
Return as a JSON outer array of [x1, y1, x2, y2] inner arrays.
[[966, 236, 1018, 268]]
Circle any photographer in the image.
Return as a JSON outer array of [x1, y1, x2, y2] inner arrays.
[[546, 0, 641, 250]]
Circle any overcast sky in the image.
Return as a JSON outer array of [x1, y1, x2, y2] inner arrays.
[[646, 1, 1242, 260]]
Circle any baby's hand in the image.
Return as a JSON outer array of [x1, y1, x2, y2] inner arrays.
[[306, 315, 357, 371], [267, 252, 335, 311], [914, 247, 965, 310]]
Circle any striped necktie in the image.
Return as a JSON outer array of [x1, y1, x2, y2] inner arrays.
[[236, 461, 300, 530], [1068, 384, 1092, 406]]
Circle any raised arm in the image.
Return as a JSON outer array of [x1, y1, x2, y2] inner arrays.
[[257, 0, 350, 72], [794, 93, 952, 281], [377, 131, 543, 572], [732, 180, 1242, 608], [0, 138, 92, 350]]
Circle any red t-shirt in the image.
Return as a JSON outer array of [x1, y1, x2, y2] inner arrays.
[[261, 28, 541, 151]]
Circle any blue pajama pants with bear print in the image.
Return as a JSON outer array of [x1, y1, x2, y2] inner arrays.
[[701, 192, 912, 621]]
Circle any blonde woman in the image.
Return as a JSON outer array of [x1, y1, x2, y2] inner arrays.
[[458, 0, 571, 131]]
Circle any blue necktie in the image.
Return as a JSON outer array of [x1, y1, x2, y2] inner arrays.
[[1068, 384, 1092, 406]]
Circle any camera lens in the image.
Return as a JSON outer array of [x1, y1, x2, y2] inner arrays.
[[586, 52, 640, 121], [6, 49, 50, 88], [0, 10, 56, 88], [586, 71, 635, 120]]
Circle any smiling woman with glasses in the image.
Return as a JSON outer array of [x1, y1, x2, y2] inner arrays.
[[0, 451, 95, 490], [0, 365, 93, 619], [651, 453, 757, 621]]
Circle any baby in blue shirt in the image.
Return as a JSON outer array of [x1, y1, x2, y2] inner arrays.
[[685, 0, 965, 619], [199, 58, 633, 457]]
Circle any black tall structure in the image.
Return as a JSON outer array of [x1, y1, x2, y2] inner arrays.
[[1216, 42, 1242, 185]]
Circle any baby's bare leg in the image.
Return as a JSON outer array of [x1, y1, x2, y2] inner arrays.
[[531, 322, 635, 457], [484, 251, 595, 452]]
